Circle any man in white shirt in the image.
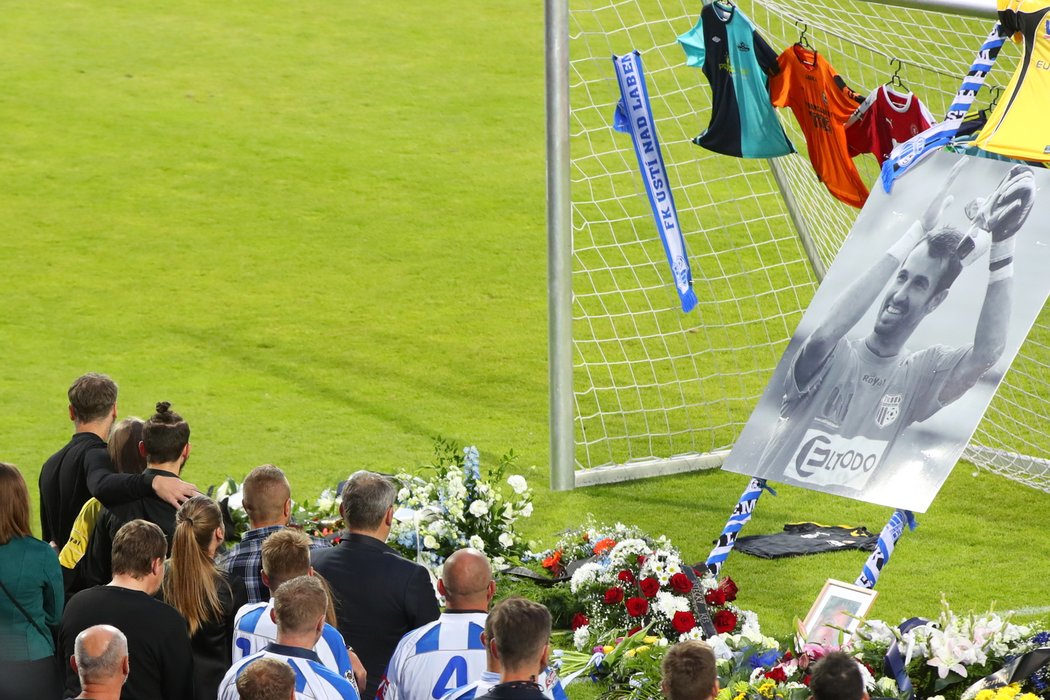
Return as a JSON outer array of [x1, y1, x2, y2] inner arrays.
[[232, 528, 363, 689], [219, 576, 360, 700], [440, 612, 567, 700], [377, 548, 495, 700]]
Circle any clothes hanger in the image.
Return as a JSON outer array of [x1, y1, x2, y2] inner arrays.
[[986, 85, 1002, 110], [795, 20, 814, 50], [885, 58, 909, 92]]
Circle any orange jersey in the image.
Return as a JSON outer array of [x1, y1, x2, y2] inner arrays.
[[770, 44, 868, 208]]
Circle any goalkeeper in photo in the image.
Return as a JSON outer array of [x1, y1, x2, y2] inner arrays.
[[725, 153, 1045, 511]]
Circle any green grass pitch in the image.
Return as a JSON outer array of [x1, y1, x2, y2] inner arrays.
[[1, 0, 1046, 659]]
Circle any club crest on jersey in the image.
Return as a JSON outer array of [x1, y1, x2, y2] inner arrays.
[[737, 41, 751, 52], [1044, 18, 1049, 38], [875, 393, 902, 428]]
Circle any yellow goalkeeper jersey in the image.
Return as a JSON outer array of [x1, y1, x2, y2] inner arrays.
[[974, 0, 1050, 161]]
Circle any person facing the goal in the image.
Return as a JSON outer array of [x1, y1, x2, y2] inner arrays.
[[758, 157, 1036, 492]]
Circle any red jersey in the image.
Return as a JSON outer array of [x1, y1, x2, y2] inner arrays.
[[846, 85, 936, 166], [769, 44, 868, 208]]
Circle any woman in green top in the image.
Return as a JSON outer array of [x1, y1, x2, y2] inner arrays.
[[0, 462, 64, 700]]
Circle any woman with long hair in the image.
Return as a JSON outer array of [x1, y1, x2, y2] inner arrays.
[[162, 495, 247, 699], [60, 417, 148, 596], [0, 463, 63, 700], [107, 417, 147, 474]]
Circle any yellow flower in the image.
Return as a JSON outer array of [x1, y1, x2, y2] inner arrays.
[[644, 636, 660, 644], [758, 680, 776, 698], [997, 685, 1023, 700], [625, 649, 636, 658], [977, 691, 995, 700], [733, 692, 747, 700], [602, 645, 614, 654]]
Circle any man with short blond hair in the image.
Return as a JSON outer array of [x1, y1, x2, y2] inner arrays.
[[224, 464, 330, 603], [219, 576, 360, 700], [660, 641, 719, 700], [236, 657, 296, 700], [233, 529, 361, 689], [72, 625, 129, 700]]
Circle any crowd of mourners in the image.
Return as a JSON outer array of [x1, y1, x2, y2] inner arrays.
[[0, 373, 875, 700]]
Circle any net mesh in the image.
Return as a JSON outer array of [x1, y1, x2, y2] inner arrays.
[[568, 0, 1050, 492]]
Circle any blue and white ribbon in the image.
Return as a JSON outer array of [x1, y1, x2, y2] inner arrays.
[[613, 51, 698, 313], [885, 617, 930, 700], [881, 23, 1005, 192], [855, 509, 917, 589], [705, 478, 776, 575]]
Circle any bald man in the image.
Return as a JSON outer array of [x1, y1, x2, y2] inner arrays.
[[376, 548, 496, 700], [72, 625, 130, 700]]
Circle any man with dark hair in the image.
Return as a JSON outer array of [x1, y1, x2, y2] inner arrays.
[[223, 464, 330, 603], [233, 528, 362, 688], [475, 597, 553, 700], [753, 159, 1036, 492], [235, 657, 296, 700], [39, 374, 198, 551], [313, 471, 440, 699], [809, 651, 868, 700], [219, 576, 360, 700], [60, 519, 194, 700], [660, 641, 719, 700], [77, 402, 193, 590], [72, 625, 129, 700]]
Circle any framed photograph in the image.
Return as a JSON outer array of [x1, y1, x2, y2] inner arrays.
[[800, 579, 878, 646]]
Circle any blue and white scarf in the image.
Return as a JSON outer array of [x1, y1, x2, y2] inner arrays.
[[613, 51, 698, 313], [881, 23, 1006, 192]]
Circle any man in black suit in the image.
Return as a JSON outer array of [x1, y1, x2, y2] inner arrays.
[[312, 471, 440, 700]]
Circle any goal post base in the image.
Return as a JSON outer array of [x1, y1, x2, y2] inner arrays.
[[574, 450, 731, 487]]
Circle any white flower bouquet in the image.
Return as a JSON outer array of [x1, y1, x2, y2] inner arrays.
[[389, 438, 533, 574]]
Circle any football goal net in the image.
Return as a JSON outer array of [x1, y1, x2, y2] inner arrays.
[[547, 0, 1050, 493]]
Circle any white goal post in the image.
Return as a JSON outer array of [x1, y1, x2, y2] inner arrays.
[[547, 0, 1050, 492]]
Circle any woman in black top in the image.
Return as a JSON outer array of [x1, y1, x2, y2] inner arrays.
[[162, 495, 247, 699]]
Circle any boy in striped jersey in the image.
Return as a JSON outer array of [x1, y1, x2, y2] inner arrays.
[[219, 576, 360, 700], [232, 529, 364, 690]]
